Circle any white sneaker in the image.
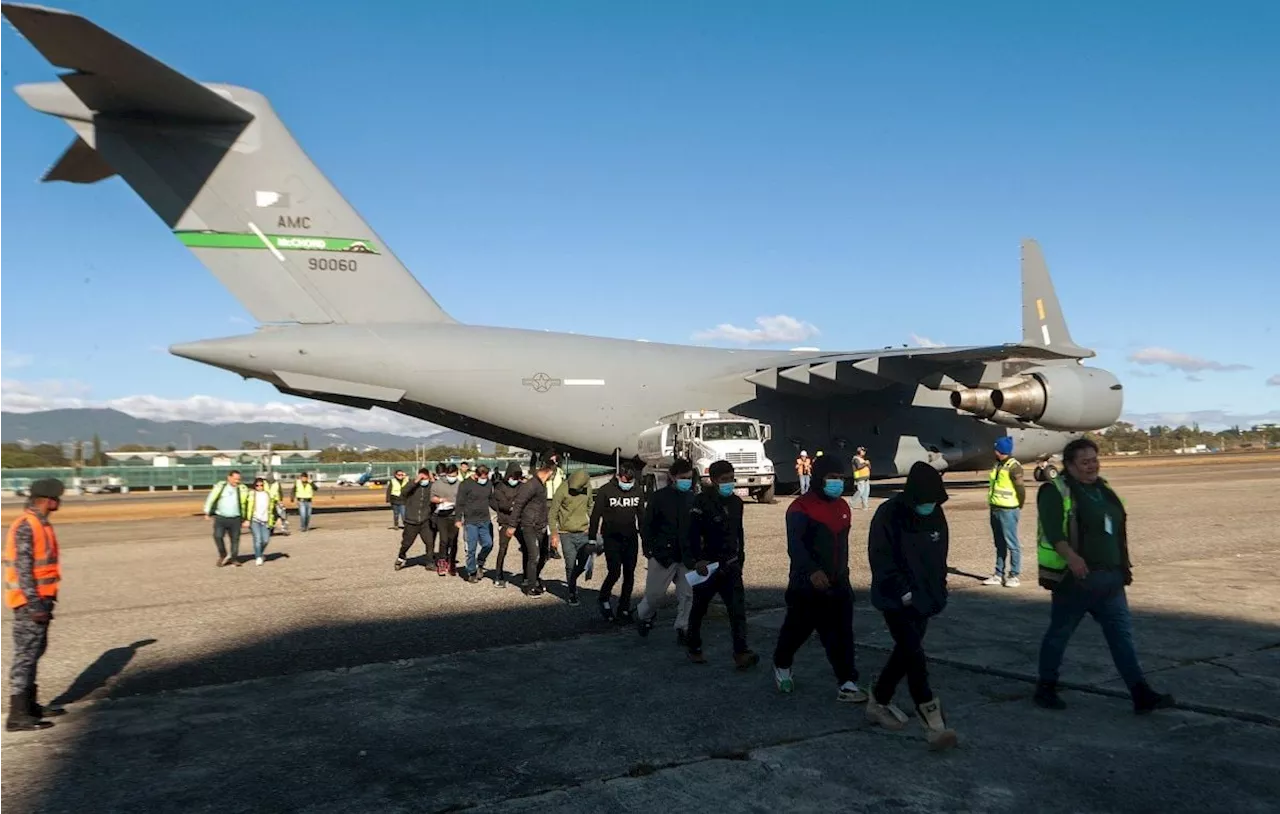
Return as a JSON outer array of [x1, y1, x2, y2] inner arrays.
[[982, 574, 1004, 586], [255, 556, 264, 566], [837, 681, 868, 703], [865, 700, 909, 730], [774, 666, 794, 693], [1004, 576, 1021, 588]]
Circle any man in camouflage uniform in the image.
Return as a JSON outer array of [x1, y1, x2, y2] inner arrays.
[[4, 478, 68, 731]]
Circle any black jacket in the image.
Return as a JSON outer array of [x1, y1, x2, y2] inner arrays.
[[867, 462, 950, 616], [457, 479, 493, 525], [786, 490, 852, 590], [589, 479, 644, 540], [684, 490, 746, 569], [511, 476, 549, 529], [490, 464, 524, 526], [641, 485, 694, 567], [401, 479, 434, 525]]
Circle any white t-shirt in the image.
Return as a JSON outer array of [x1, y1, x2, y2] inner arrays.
[[252, 492, 271, 523]]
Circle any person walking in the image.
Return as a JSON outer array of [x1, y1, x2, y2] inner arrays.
[[293, 472, 316, 532], [983, 437, 1025, 587], [394, 468, 434, 571], [1034, 438, 1175, 715], [590, 462, 644, 621], [795, 451, 812, 495], [4, 478, 68, 731], [248, 477, 276, 566], [684, 460, 758, 669], [385, 469, 410, 530], [851, 447, 872, 510], [431, 465, 461, 576], [203, 470, 249, 567], [457, 465, 495, 583], [488, 463, 524, 588], [864, 462, 958, 750], [636, 459, 696, 644], [542, 449, 568, 561], [550, 469, 595, 605], [772, 454, 867, 703], [511, 460, 555, 597]]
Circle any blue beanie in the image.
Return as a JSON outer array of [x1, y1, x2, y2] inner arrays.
[[994, 437, 1014, 456]]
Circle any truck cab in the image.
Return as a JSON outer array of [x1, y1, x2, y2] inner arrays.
[[638, 410, 777, 503]]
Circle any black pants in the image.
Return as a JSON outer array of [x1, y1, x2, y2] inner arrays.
[[434, 513, 459, 565], [599, 534, 638, 611], [495, 524, 515, 578], [397, 521, 432, 559], [773, 583, 858, 684], [519, 525, 549, 585], [686, 564, 749, 654], [212, 516, 241, 559], [874, 610, 933, 706]]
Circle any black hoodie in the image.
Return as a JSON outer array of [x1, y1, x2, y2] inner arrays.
[[489, 463, 523, 527], [589, 478, 644, 541], [867, 462, 950, 616], [684, 488, 746, 569]]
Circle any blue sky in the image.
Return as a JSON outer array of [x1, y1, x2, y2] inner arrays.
[[2, 0, 1277, 432]]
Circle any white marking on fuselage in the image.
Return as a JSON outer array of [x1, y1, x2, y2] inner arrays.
[[248, 221, 285, 262], [563, 379, 605, 386], [1040, 324, 1051, 344]]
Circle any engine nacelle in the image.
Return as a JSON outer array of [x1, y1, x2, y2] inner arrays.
[[991, 366, 1123, 431], [950, 387, 997, 419]]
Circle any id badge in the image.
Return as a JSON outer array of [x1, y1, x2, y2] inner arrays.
[[1104, 514, 1114, 535]]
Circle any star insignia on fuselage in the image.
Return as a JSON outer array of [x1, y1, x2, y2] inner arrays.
[[522, 372, 562, 393]]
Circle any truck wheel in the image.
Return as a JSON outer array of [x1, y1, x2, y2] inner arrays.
[[755, 485, 776, 504]]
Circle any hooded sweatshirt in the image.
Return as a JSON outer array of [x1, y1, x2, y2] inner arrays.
[[590, 477, 643, 541], [489, 463, 524, 527], [786, 454, 852, 590], [549, 470, 593, 534], [685, 487, 746, 569], [867, 461, 950, 616]]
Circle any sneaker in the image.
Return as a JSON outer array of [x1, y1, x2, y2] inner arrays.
[[494, 578, 507, 589], [865, 700, 909, 730], [567, 592, 580, 607], [615, 608, 633, 624], [1004, 576, 1021, 588], [774, 666, 794, 693], [217, 556, 231, 567], [734, 650, 760, 670], [598, 599, 614, 621], [394, 557, 406, 571], [467, 572, 479, 584], [687, 649, 707, 665], [1033, 681, 1067, 710], [837, 681, 869, 703], [255, 557, 264, 566], [1131, 681, 1175, 715], [982, 574, 1004, 586], [637, 617, 654, 638]]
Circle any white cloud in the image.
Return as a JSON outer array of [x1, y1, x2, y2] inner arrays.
[[1128, 347, 1251, 373], [909, 333, 945, 348], [1122, 409, 1280, 431], [1, 379, 439, 436], [1268, 374, 1280, 387], [1, 352, 34, 372], [693, 315, 819, 345]]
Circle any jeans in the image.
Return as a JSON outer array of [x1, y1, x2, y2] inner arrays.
[[298, 499, 312, 531], [250, 519, 271, 559], [558, 532, 592, 591], [854, 479, 870, 509], [465, 522, 494, 574], [773, 583, 858, 685], [390, 503, 405, 528], [989, 507, 1022, 577], [1038, 569, 1145, 689], [799, 474, 811, 495]]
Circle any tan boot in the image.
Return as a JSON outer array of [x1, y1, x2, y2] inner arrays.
[[916, 697, 958, 751]]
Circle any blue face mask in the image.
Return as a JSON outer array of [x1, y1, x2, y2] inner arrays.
[[477, 478, 488, 486], [675, 478, 693, 492], [718, 482, 735, 498], [507, 478, 519, 487], [619, 480, 634, 491], [914, 502, 937, 516], [822, 479, 844, 498]]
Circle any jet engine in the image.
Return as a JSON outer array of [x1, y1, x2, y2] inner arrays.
[[952, 366, 1122, 432]]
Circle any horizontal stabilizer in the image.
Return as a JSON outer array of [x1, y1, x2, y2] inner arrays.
[[2, 2, 252, 123], [43, 136, 115, 183]]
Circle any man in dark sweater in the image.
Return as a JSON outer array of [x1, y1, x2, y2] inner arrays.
[[636, 459, 697, 643], [394, 469, 434, 571], [510, 460, 554, 597], [772, 454, 866, 703], [865, 462, 957, 750], [1034, 438, 1174, 715], [589, 462, 645, 621], [457, 465, 495, 583], [684, 460, 758, 669], [488, 462, 524, 588], [430, 464, 461, 577]]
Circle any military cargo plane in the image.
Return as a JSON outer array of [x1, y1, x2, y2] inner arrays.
[[3, 3, 1123, 498]]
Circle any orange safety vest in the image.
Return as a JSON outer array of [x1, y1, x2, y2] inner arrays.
[[3, 510, 61, 609]]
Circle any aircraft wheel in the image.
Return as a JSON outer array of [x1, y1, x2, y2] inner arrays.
[[755, 485, 776, 504]]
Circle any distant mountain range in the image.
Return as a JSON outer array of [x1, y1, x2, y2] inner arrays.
[[1, 409, 494, 453]]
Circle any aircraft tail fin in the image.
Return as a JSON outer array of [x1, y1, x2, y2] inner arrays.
[[3, 2, 456, 326], [1020, 238, 1091, 359]]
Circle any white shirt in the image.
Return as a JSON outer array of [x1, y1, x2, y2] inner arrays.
[[252, 491, 271, 523]]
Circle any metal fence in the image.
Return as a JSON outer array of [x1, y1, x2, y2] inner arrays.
[[2, 459, 610, 492]]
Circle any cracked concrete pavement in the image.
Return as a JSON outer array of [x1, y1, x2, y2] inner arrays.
[[1, 457, 1277, 813]]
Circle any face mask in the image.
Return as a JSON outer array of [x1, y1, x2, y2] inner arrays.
[[675, 478, 693, 492], [718, 483, 735, 498], [822, 479, 844, 498], [914, 502, 936, 516], [619, 480, 634, 491], [477, 478, 488, 486], [508, 478, 519, 487], [446, 476, 458, 484]]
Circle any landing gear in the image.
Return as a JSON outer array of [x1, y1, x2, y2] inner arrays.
[[1034, 463, 1060, 482]]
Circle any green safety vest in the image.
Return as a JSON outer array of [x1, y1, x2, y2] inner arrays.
[[1036, 475, 1124, 588], [988, 458, 1021, 508], [295, 481, 314, 500]]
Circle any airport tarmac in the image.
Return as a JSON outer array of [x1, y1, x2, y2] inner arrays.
[[1, 457, 1277, 813]]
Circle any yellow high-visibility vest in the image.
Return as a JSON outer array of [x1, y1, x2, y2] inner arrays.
[[295, 481, 314, 500], [988, 458, 1021, 508]]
